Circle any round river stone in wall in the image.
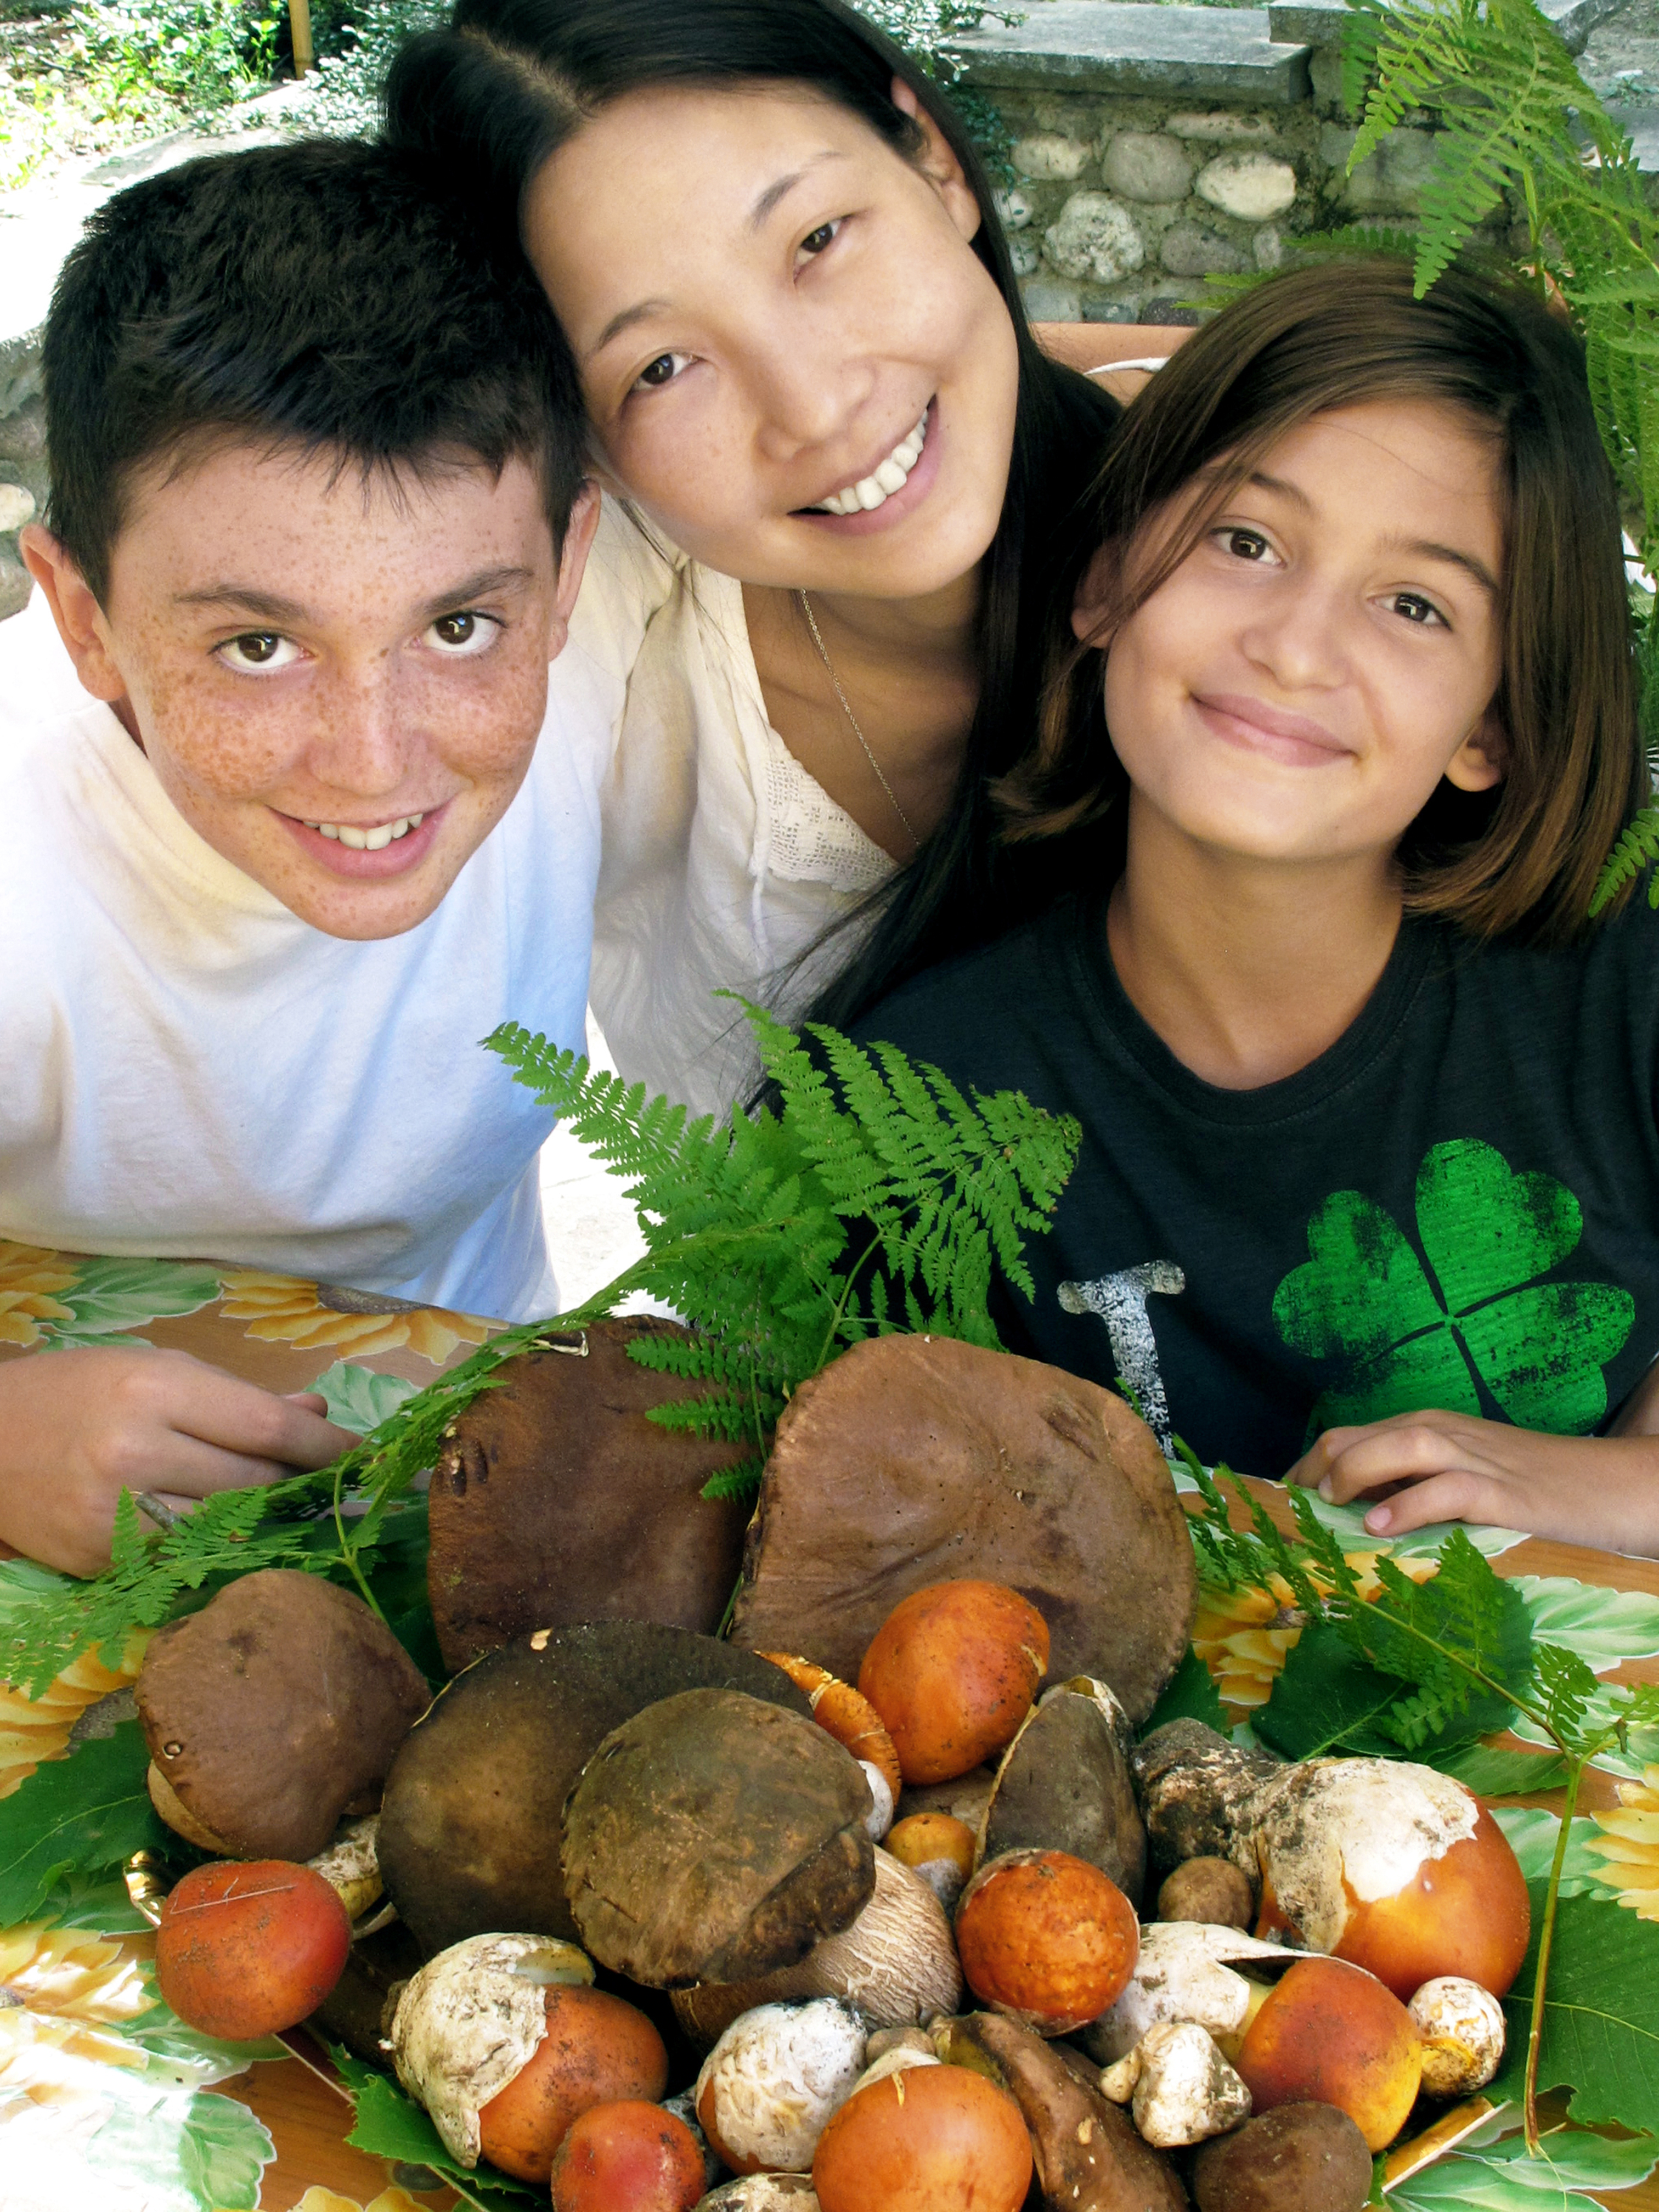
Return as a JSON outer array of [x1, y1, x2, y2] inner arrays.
[[1101, 132, 1194, 206], [994, 186, 1034, 231], [1195, 151, 1297, 222], [1160, 223, 1249, 278], [1013, 132, 1092, 182], [0, 483, 35, 532], [1043, 193, 1147, 285]]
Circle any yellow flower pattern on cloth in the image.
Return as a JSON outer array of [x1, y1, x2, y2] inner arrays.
[[1587, 1762, 1659, 1920], [0, 1245, 77, 1348], [1193, 1552, 1438, 1718], [218, 1271, 491, 1365], [0, 1924, 154, 2030], [281, 2192, 434, 2212], [0, 1630, 150, 1800]]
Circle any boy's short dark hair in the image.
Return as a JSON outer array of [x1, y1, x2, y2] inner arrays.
[[43, 138, 586, 603]]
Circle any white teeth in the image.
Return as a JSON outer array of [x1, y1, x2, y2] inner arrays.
[[302, 811, 424, 849], [812, 410, 929, 515]]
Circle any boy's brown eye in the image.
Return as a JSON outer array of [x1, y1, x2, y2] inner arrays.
[[232, 633, 281, 663], [434, 613, 476, 646]]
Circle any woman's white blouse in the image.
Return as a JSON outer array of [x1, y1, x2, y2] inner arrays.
[[552, 495, 899, 1119]]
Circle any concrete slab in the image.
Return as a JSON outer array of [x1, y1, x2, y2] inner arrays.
[[955, 2, 1312, 102], [1267, 0, 1624, 54]]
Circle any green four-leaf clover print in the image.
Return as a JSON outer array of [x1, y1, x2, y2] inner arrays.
[[1273, 1138, 1633, 1439]]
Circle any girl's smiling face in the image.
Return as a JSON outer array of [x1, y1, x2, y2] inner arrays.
[[1084, 398, 1508, 870], [523, 82, 1019, 602]]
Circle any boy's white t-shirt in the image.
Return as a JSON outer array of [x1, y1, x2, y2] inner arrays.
[[0, 589, 608, 1322], [558, 498, 901, 1121]]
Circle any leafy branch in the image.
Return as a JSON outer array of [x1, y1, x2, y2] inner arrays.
[[1335, 0, 1659, 911], [1183, 1452, 1659, 2149], [0, 1004, 1078, 1695]]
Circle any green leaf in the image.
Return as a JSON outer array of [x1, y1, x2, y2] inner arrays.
[[1496, 1884, 1659, 2134], [311, 1360, 420, 1435], [345, 2068, 545, 2208], [1513, 1577, 1659, 1672], [1141, 1646, 1232, 1736], [1390, 2122, 1659, 2208], [1492, 1808, 1624, 1898], [84, 2085, 275, 2212], [1253, 1615, 1421, 1758], [39, 1255, 223, 1348], [0, 1717, 169, 1923], [1437, 1743, 1573, 1797]]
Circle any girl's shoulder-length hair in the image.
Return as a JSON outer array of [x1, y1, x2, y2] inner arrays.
[[1002, 256, 1647, 947], [383, 0, 1119, 1026]]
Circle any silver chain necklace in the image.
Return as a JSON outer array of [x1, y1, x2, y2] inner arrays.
[[796, 588, 921, 854]]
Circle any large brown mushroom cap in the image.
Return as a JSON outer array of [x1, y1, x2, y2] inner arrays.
[[427, 1319, 751, 1671], [377, 1622, 812, 1956], [563, 1687, 877, 1987], [729, 1335, 1197, 1723], [135, 1568, 430, 1863]]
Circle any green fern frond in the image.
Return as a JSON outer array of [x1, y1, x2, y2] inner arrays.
[[1591, 805, 1659, 912]]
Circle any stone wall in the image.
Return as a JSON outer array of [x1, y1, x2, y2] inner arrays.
[[955, 0, 1623, 321]]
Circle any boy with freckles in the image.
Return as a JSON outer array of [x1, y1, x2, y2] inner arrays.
[[0, 140, 607, 1573]]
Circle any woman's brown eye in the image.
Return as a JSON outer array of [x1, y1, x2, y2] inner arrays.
[[801, 222, 837, 255], [639, 355, 677, 386]]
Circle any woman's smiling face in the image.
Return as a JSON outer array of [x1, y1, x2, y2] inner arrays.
[[523, 82, 1019, 601]]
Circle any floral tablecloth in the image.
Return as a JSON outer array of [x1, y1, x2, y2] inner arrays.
[[1, 1236, 1657, 2211]]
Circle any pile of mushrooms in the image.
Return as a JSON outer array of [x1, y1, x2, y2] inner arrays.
[[126, 1335, 1534, 2212]]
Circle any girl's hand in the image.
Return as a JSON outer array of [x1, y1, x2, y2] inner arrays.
[[1286, 1409, 1659, 1559], [0, 1346, 357, 1577]]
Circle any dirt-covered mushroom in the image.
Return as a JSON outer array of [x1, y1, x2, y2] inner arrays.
[[427, 1319, 753, 1671], [1124, 2021, 1252, 2148], [672, 1848, 963, 2047], [935, 2011, 1189, 2212], [377, 1622, 811, 1955], [1131, 1722, 1280, 1889], [564, 1688, 875, 1987], [729, 1335, 1196, 1723], [307, 1815, 383, 1922], [697, 2180, 820, 2210], [1084, 1921, 1291, 2064], [388, 1932, 596, 2168], [978, 1677, 1146, 1907], [136, 1568, 430, 1863], [1190, 2103, 1373, 2212], [695, 1998, 867, 2172], [1407, 1975, 1505, 2096]]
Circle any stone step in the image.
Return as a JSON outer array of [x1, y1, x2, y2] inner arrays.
[[954, 2, 1311, 103], [1266, 0, 1624, 55]]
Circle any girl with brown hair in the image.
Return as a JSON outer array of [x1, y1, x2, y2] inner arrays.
[[855, 256, 1659, 1555]]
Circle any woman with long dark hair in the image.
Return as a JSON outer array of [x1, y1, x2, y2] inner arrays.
[[385, 0, 1128, 1113]]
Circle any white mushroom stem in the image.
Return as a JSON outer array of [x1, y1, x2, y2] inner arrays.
[[1085, 1920, 1293, 2063], [1128, 2022, 1253, 2149], [389, 1933, 594, 2168], [307, 1814, 382, 1922], [860, 1760, 895, 1841], [852, 2046, 940, 2094], [696, 1998, 867, 2173], [1098, 2049, 1141, 2104], [1408, 1975, 1506, 2096]]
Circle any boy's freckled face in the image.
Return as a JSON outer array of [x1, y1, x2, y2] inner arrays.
[[94, 443, 577, 939]]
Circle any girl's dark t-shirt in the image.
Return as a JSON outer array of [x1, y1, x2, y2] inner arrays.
[[853, 895, 1659, 1478]]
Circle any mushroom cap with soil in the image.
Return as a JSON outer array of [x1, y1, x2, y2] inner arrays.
[[695, 1997, 868, 2173], [136, 1568, 431, 1863], [376, 1622, 811, 1956], [563, 1687, 876, 1987], [427, 1319, 753, 1671], [728, 1335, 1196, 1724]]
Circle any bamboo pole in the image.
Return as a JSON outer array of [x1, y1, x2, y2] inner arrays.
[[290, 0, 314, 76]]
